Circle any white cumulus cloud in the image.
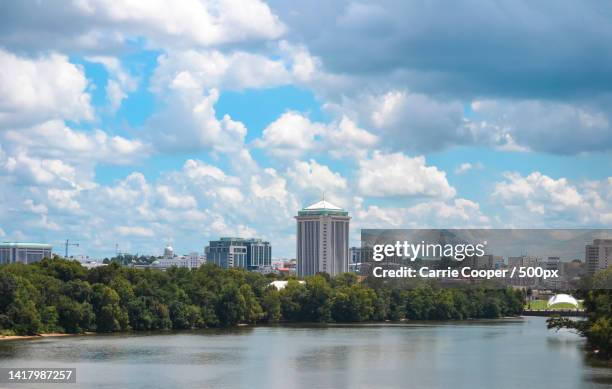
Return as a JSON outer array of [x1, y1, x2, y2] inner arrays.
[[0, 49, 93, 128], [357, 151, 456, 199]]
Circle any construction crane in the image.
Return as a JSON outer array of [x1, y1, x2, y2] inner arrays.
[[64, 239, 79, 258]]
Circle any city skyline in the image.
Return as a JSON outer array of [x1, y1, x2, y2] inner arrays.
[[0, 1, 611, 259]]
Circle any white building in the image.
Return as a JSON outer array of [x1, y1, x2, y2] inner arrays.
[[0, 242, 53, 264], [163, 244, 174, 259], [146, 246, 205, 270], [586, 239, 612, 275], [80, 261, 108, 270], [153, 255, 205, 270], [296, 199, 350, 277], [269, 280, 305, 290]]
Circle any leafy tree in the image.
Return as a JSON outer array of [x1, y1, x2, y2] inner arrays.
[[303, 275, 333, 322], [261, 288, 281, 323], [91, 284, 129, 332], [332, 272, 358, 288], [7, 298, 41, 335], [548, 267, 611, 360], [0, 272, 19, 312], [0, 259, 536, 337], [331, 285, 375, 322], [386, 288, 406, 320], [170, 301, 202, 329], [279, 280, 309, 322], [62, 279, 93, 303], [239, 284, 263, 323], [56, 296, 94, 333], [216, 284, 244, 326]]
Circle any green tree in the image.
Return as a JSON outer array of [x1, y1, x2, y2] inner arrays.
[[331, 285, 375, 322], [91, 284, 129, 332], [261, 288, 282, 323], [56, 296, 94, 333], [170, 301, 202, 329], [216, 284, 244, 326], [303, 275, 333, 322], [239, 284, 263, 324], [279, 280, 309, 322], [548, 268, 611, 359]]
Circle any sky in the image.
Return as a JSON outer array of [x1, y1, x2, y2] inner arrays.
[[0, 0, 610, 259]]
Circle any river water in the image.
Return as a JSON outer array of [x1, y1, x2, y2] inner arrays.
[[0, 316, 610, 389]]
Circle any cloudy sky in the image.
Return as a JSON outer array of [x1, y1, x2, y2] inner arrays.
[[0, 0, 610, 258]]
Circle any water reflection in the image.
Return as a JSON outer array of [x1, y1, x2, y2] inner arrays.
[[0, 317, 609, 389]]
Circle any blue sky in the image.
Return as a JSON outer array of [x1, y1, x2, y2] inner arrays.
[[0, 0, 610, 259]]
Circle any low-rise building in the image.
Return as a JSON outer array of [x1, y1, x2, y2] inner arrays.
[[0, 242, 53, 264]]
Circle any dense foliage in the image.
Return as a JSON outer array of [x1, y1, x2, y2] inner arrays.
[[0, 259, 524, 336], [547, 267, 612, 360]]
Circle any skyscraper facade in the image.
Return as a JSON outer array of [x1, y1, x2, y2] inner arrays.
[[206, 237, 271, 270], [586, 239, 612, 275], [245, 238, 272, 269], [296, 200, 350, 277], [206, 238, 247, 269]]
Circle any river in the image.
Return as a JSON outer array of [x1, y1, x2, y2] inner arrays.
[[0, 316, 610, 388]]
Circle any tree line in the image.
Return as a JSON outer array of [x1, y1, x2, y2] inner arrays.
[[547, 267, 612, 360], [0, 259, 524, 336]]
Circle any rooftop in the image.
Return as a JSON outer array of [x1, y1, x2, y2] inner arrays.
[[304, 199, 343, 210], [298, 199, 349, 217], [1, 242, 53, 248]]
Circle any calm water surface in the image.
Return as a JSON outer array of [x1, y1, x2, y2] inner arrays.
[[0, 316, 610, 389]]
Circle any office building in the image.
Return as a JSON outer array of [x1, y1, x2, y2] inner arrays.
[[350, 246, 373, 263], [508, 255, 539, 269], [0, 242, 53, 264], [539, 256, 561, 272], [206, 237, 271, 270], [296, 199, 350, 277], [586, 239, 612, 275], [245, 239, 272, 269], [539, 256, 563, 289], [475, 254, 504, 269]]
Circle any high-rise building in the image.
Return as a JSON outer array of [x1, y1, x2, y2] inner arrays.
[[245, 239, 272, 269], [205, 237, 271, 270], [349, 246, 374, 264], [296, 199, 350, 277], [585, 239, 612, 275], [538, 256, 563, 289], [206, 238, 247, 269], [475, 254, 503, 269], [350, 247, 361, 264], [539, 256, 561, 273], [508, 255, 540, 269], [0, 242, 53, 264]]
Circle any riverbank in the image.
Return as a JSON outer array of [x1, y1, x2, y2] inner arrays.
[[0, 317, 525, 341], [0, 332, 94, 341]]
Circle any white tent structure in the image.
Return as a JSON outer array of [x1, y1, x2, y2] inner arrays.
[[547, 294, 579, 308], [269, 280, 305, 290]]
